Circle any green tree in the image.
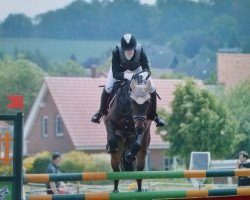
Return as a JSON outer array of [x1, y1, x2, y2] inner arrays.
[[242, 37, 250, 53], [225, 79, 250, 155], [209, 14, 239, 47], [47, 60, 86, 76], [0, 14, 34, 37], [160, 79, 240, 166], [0, 55, 45, 115]]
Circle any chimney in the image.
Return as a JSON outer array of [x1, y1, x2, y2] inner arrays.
[[91, 65, 97, 78]]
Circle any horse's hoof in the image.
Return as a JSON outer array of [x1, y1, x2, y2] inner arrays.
[[134, 188, 148, 192], [113, 189, 119, 193]]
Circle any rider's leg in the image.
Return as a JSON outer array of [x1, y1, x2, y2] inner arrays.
[[91, 89, 110, 123], [147, 78, 166, 127], [91, 67, 116, 123]]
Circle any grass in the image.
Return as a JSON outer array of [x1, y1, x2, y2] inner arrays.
[[0, 38, 116, 63]]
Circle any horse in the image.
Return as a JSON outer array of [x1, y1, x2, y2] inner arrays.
[[104, 73, 152, 192]]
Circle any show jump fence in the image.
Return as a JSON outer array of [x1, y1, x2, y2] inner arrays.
[[26, 188, 250, 200], [25, 169, 250, 183], [25, 169, 250, 200], [0, 113, 23, 200]]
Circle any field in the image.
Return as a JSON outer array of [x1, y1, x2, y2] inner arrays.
[[0, 38, 116, 63]]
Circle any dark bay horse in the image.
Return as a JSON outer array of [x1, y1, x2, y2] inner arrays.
[[104, 74, 152, 192]]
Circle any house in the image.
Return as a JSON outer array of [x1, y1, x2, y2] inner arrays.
[[217, 53, 250, 89], [24, 77, 198, 170]]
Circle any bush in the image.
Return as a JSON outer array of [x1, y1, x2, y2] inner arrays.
[[23, 151, 51, 173], [60, 151, 94, 173], [91, 153, 112, 172], [23, 151, 112, 175], [0, 165, 12, 176]]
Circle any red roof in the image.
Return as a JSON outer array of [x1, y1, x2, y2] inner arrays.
[[217, 53, 250, 89], [44, 77, 191, 150]]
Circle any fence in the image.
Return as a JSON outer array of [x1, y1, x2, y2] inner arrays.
[[24, 169, 250, 200], [0, 112, 23, 200]]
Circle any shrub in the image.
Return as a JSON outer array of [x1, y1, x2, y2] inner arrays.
[[24, 151, 51, 173], [60, 151, 94, 173], [91, 153, 112, 172]]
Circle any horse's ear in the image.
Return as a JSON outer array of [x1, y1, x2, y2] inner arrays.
[[130, 79, 136, 90]]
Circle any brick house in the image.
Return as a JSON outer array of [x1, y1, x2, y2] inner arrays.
[[24, 77, 196, 170], [217, 53, 250, 89]]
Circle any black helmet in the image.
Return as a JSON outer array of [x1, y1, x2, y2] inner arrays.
[[52, 152, 61, 160], [239, 151, 249, 159], [121, 34, 137, 50]]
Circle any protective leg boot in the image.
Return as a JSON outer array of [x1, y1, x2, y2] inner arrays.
[[106, 138, 118, 153], [149, 91, 166, 127], [91, 89, 110, 123]]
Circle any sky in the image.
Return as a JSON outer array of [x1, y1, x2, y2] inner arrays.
[[0, 0, 156, 22]]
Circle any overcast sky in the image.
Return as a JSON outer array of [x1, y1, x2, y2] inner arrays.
[[0, 0, 156, 22]]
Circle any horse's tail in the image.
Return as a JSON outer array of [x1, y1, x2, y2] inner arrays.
[[121, 148, 135, 172]]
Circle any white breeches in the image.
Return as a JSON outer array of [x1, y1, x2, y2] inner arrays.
[[104, 66, 156, 93]]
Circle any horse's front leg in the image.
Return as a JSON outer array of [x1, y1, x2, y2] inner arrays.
[[111, 152, 121, 193], [111, 140, 126, 192], [125, 128, 144, 162], [135, 129, 150, 192]]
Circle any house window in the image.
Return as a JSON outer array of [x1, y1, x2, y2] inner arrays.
[[41, 116, 48, 137], [55, 115, 63, 137]]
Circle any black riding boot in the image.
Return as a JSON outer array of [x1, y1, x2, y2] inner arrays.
[[91, 89, 110, 123], [149, 91, 166, 127]]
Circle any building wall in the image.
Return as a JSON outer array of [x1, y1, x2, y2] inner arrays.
[[26, 90, 74, 154], [148, 149, 165, 170], [217, 53, 250, 89]]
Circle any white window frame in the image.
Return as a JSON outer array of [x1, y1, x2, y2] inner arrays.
[[41, 116, 48, 138], [55, 115, 64, 137]]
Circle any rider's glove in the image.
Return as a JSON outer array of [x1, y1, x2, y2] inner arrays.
[[124, 72, 133, 81], [141, 71, 150, 80]]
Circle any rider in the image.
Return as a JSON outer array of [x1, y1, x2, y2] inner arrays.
[[91, 33, 166, 127]]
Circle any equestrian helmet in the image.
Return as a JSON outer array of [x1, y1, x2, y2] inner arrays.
[[121, 34, 137, 50]]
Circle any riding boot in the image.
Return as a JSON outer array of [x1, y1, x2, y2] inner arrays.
[[149, 91, 166, 127], [91, 89, 110, 123]]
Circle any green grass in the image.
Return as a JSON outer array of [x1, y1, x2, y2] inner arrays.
[[0, 38, 116, 63]]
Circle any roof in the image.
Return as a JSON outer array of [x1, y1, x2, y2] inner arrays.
[[217, 53, 250, 89], [25, 77, 200, 151]]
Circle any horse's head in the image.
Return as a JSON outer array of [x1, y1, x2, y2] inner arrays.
[[129, 75, 151, 131]]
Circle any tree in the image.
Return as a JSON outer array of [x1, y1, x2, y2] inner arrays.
[[225, 79, 250, 155], [209, 14, 239, 48], [242, 37, 250, 53], [0, 55, 45, 115], [160, 79, 240, 166], [0, 14, 34, 37], [47, 60, 86, 76]]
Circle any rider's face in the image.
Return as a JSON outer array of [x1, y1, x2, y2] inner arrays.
[[239, 154, 247, 163], [125, 49, 135, 60]]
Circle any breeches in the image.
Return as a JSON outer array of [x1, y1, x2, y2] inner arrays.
[[104, 66, 156, 93]]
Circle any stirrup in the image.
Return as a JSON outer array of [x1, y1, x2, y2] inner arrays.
[[154, 116, 166, 127], [91, 111, 103, 124]]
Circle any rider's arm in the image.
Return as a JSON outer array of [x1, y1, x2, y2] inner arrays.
[[140, 48, 151, 75], [49, 182, 59, 194], [112, 48, 126, 81]]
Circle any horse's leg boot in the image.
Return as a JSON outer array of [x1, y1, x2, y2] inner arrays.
[[91, 89, 110, 123], [106, 138, 118, 153], [149, 91, 166, 127]]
